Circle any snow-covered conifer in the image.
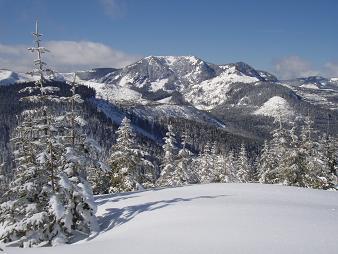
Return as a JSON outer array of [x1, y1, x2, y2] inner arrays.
[[157, 124, 181, 187], [0, 110, 65, 247], [260, 118, 288, 184], [0, 22, 100, 247], [320, 134, 338, 184], [54, 74, 104, 237], [0, 153, 8, 200], [108, 117, 155, 192], [0, 22, 68, 246], [258, 140, 275, 183], [236, 144, 250, 183], [298, 117, 336, 189], [175, 130, 198, 184], [277, 125, 301, 186], [222, 151, 238, 183], [195, 142, 216, 183]]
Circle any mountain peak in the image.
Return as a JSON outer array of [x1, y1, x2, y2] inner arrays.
[[142, 55, 203, 66]]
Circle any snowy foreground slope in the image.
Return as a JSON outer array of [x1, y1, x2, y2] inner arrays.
[[4, 183, 338, 254]]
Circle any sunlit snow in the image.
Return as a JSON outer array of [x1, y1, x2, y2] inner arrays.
[[4, 183, 338, 254]]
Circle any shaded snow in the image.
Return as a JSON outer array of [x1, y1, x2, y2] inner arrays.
[[253, 96, 295, 120], [4, 183, 338, 254]]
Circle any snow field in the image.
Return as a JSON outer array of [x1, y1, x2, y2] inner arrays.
[[5, 183, 338, 254]]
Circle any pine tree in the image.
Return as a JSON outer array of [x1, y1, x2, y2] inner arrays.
[[0, 22, 100, 247], [260, 118, 289, 184], [0, 152, 8, 200], [0, 22, 68, 247], [55, 74, 102, 237], [223, 150, 238, 183], [157, 124, 181, 187], [210, 142, 223, 182], [321, 134, 338, 183], [0, 110, 65, 247], [108, 117, 155, 192], [277, 125, 301, 186], [197, 142, 216, 183], [175, 130, 198, 184], [258, 140, 276, 184], [300, 117, 336, 189], [214, 152, 228, 183], [236, 144, 250, 183]]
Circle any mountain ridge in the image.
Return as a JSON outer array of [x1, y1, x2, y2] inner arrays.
[[1, 56, 338, 143]]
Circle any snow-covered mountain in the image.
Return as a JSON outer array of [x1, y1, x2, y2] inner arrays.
[[71, 57, 338, 126], [3, 183, 338, 254], [2, 56, 338, 142], [281, 76, 338, 110], [96, 56, 277, 110], [0, 69, 37, 86]]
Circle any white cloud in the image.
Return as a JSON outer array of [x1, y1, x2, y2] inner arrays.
[[324, 62, 338, 77], [273, 56, 320, 80], [0, 41, 140, 72]]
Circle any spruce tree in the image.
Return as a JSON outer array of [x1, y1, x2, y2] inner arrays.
[[0, 22, 100, 247], [300, 117, 336, 189], [260, 118, 288, 184], [0, 22, 68, 247], [223, 150, 238, 183], [55, 74, 102, 237], [197, 142, 216, 183], [157, 124, 181, 187], [108, 117, 155, 192], [320, 134, 338, 183], [210, 142, 223, 182], [236, 144, 250, 183], [258, 140, 275, 183], [0, 152, 8, 201], [277, 125, 301, 186], [176, 130, 198, 184]]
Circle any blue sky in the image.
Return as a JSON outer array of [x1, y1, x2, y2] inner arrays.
[[0, 0, 338, 78]]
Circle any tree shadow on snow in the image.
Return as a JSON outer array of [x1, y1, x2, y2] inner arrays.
[[95, 193, 142, 206], [93, 194, 229, 239]]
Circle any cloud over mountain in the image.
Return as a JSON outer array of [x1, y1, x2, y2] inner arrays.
[[0, 41, 140, 72]]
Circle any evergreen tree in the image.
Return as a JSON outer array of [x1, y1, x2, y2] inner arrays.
[[0, 152, 8, 200], [277, 125, 301, 186], [259, 118, 288, 184], [0, 109, 66, 247], [157, 124, 181, 187], [258, 140, 275, 183], [108, 117, 155, 192], [210, 142, 222, 182], [55, 74, 102, 237], [223, 150, 238, 183], [299, 117, 336, 189], [0, 22, 100, 247], [236, 144, 250, 183], [0, 22, 68, 247], [321, 134, 338, 181], [175, 130, 198, 184], [197, 142, 216, 183]]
